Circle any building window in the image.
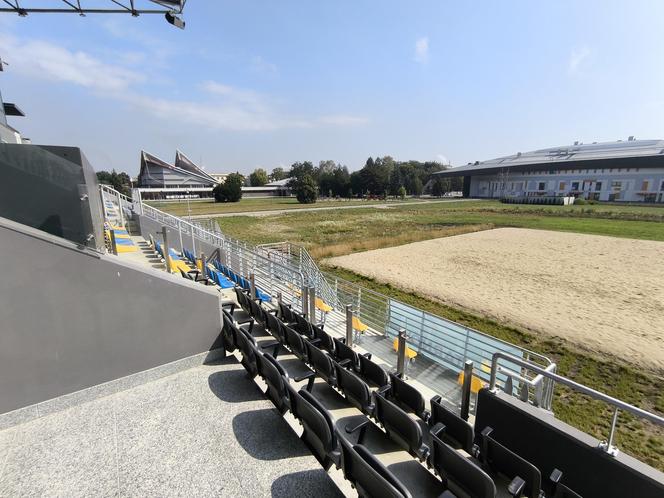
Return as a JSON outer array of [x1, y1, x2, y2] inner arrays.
[[538, 182, 546, 191], [595, 182, 602, 192], [571, 181, 579, 191], [641, 180, 650, 191], [660, 180, 664, 192], [611, 181, 622, 190], [559, 181, 566, 191]]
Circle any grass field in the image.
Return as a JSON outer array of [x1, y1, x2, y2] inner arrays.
[[211, 199, 664, 469], [215, 200, 664, 259], [146, 196, 431, 216]]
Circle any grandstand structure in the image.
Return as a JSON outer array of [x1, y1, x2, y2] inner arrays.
[[1, 137, 663, 496], [435, 138, 664, 202]]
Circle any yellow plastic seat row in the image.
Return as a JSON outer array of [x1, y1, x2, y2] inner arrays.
[[392, 338, 418, 360]]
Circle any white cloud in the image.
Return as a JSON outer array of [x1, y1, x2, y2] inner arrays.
[[568, 46, 591, 74], [251, 55, 277, 75], [436, 154, 450, 165], [0, 33, 143, 92], [414, 37, 429, 64], [0, 33, 367, 132]]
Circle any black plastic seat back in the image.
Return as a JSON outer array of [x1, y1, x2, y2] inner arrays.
[[339, 437, 412, 498], [312, 324, 334, 352], [234, 287, 250, 312], [297, 389, 340, 470], [388, 373, 426, 419], [258, 353, 290, 414], [294, 312, 313, 338], [278, 301, 297, 323], [358, 354, 389, 388], [374, 393, 427, 460], [236, 327, 258, 378], [284, 325, 307, 361], [221, 311, 238, 352], [335, 363, 374, 415], [306, 342, 337, 386], [480, 427, 542, 498], [430, 395, 474, 454], [333, 338, 359, 369], [249, 298, 266, 326], [430, 435, 496, 498], [265, 311, 286, 343]]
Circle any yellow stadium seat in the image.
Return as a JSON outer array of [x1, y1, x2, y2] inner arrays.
[[392, 338, 418, 360], [457, 370, 485, 394], [315, 298, 333, 313]]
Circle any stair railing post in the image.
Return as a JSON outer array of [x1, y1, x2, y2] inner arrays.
[[249, 273, 257, 300], [396, 329, 407, 377], [345, 304, 354, 347], [460, 360, 474, 421], [162, 225, 171, 273], [309, 286, 316, 324], [302, 286, 309, 316]]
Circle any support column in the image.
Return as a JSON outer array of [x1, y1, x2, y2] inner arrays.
[[396, 329, 407, 377], [162, 225, 171, 273], [460, 360, 474, 421], [345, 304, 354, 347]]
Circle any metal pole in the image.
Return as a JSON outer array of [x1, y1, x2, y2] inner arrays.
[[117, 190, 125, 228], [460, 360, 474, 421], [178, 220, 183, 253], [277, 292, 282, 306], [346, 304, 354, 347], [302, 286, 309, 316], [396, 329, 407, 377], [100, 187, 108, 221], [200, 252, 206, 277], [249, 273, 257, 300], [603, 408, 620, 456], [109, 230, 118, 255], [191, 223, 196, 255], [309, 286, 316, 324], [162, 225, 172, 273]]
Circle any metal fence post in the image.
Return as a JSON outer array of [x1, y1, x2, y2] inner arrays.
[[302, 286, 309, 316], [200, 252, 206, 277], [396, 329, 407, 377], [117, 190, 124, 227], [309, 286, 316, 323], [460, 360, 474, 421], [109, 230, 118, 255], [346, 304, 354, 347], [191, 223, 196, 254], [249, 273, 257, 300], [162, 225, 171, 273], [178, 220, 183, 252]]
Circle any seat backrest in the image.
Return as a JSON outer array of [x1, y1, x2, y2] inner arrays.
[[481, 427, 542, 498], [265, 312, 285, 343], [249, 299, 265, 325], [278, 301, 296, 323], [312, 324, 334, 352], [339, 438, 412, 498], [430, 435, 496, 498], [221, 311, 238, 352], [430, 395, 474, 454], [236, 327, 258, 378], [333, 338, 359, 369], [284, 325, 307, 361], [259, 353, 289, 414], [374, 393, 427, 459], [358, 354, 390, 388], [297, 389, 338, 470], [335, 362, 373, 415], [388, 373, 426, 419], [306, 342, 336, 385], [294, 312, 313, 338]]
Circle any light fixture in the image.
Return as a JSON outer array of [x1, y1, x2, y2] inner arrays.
[[165, 11, 185, 29]]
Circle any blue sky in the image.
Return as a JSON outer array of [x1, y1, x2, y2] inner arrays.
[[1, 1, 663, 175]]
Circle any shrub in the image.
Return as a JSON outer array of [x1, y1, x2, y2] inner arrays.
[[293, 174, 318, 204], [213, 172, 244, 202], [574, 197, 586, 205], [398, 186, 406, 200]]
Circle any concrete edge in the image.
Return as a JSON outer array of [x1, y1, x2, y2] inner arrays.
[[0, 348, 226, 430]]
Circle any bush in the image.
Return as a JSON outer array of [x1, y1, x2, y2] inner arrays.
[[574, 197, 586, 205], [398, 186, 406, 200], [293, 174, 318, 204], [213, 172, 243, 202]]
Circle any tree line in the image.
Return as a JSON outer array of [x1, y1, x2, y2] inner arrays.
[[246, 157, 463, 203]]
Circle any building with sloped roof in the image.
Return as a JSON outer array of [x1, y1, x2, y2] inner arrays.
[[137, 150, 218, 199], [434, 138, 664, 202]]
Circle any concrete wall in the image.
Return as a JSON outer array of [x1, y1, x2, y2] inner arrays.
[[0, 217, 223, 415]]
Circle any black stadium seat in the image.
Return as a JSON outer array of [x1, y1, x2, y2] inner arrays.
[[284, 325, 309, 362], [339, 437, 413, 498], [388, 373, 428, 420], [374, 392, 429, 462], [430, 423, 496, 498], [292, 388, 341, 470], [335, 362, 375, 416], [479, 426, 542, 498], [333, 337, 360, 369], [236, 327, 259, 378], [312, 323, 334, 352], [358, 354, 390, 388], [257, 353, 290, 414], [429, 394, 475, 454], [306, 341, 338, 387]]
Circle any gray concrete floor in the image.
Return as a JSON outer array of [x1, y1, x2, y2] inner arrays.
[[0, 358, 345, 497]]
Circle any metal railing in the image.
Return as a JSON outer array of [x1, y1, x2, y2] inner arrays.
[[489, 352, 664, 456]]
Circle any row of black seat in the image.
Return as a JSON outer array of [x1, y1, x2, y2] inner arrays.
[[220, 287, 581, 498]]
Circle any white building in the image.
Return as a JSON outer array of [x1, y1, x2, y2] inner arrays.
[[434, 139, 664, 203]]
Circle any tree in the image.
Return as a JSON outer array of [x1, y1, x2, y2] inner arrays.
[[213, 172, 243, 202], [412, 177, 423, 196], [359, 156, 390, 196], [431, 177, 447, 197], [350, 171, 363, 197], [96, 169, 131, 195], [269, 167, 288, 182], [398, 186, 406, 200], [249, 168, 268, 186], [288, 161, 318, 204]]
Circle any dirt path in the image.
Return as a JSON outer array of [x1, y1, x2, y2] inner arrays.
[[327, 228, 664, 371]]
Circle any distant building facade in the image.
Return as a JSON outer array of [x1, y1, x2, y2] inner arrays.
[[434, 139, 664, 203], [137, 150, 218, 199]]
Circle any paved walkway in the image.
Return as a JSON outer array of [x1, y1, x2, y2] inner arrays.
[[0, 358, 346, 497], [188, 198, 479, 219]]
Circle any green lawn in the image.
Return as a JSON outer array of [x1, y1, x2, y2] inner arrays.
[[215, 200, 664, 259], [146, 196, 429, 217]]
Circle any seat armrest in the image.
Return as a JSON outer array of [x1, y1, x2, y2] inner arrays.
[[361, 352, 372, 360], [308, 338, 322, 346], [345, 416, 370, 434], [338, 358, 352, 368], [549, 468, 563, 484], [507, 476, 526, 497], [376, 384, 391, 396], [236, 317, 253, 325], [293, 370, 315, 383], [260, 341, 281, 350], [430, 422, 447, 440], [422, 409, 431, 423], [268, 309, 278, 314]]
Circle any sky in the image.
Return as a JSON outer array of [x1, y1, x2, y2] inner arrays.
[[1, 1, 663, 176]]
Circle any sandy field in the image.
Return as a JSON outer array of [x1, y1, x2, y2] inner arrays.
[[327, 228, 664, 371]]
